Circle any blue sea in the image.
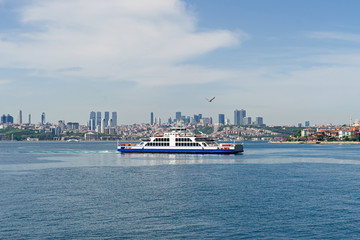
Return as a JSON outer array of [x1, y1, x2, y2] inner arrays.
[[1, 141, 360, 239]]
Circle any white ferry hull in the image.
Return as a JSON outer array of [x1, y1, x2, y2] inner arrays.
[[117, 145, 243, 154]]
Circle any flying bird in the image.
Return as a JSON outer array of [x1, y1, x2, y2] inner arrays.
[[206, 97, 215, 102]]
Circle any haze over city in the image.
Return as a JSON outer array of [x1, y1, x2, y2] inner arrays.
[[0, 0, 359, 125]]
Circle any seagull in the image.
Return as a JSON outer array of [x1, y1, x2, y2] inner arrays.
[[206, 97, 215, 102]]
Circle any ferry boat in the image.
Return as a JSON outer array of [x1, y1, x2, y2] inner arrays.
[[117, 127, 243, 154]]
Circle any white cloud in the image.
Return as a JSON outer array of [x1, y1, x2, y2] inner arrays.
[[309, 31, 360, 42], [0, 0, 246, 85]]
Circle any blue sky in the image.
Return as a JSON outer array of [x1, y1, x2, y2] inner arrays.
[[0, 0, 359, 125]]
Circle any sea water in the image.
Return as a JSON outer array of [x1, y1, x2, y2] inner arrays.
[[1, 141, 360, 239]]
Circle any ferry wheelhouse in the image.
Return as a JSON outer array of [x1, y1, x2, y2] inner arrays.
[[117, 127, 243, 154]]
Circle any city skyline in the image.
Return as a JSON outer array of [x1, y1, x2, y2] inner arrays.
[[0, 108, 354, 127], [0, 0, 359, 125]]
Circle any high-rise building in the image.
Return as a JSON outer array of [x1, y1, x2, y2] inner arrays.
[[18, 110, 22, 125], [194, 114, 200, 123], [234, 109, 246, 125], [104, 112, 110, 128], [101, 118, 106, 133], [150, 112, 154, 125], [305, 121, 310, 127], [96, 112, 101, 127], [67, 122, 79, 130], [1, 114, 14, 123], [175, 112, 182, 121], [240, 109, 246, 125], [298, 123, 302, 128], [41, 112, 46, 125], [255, 117, 264, 126], [89, 111, 96, 130], [58, 120, 66, 132], [111, 112, 117, 128], [28, 114, 31, 124], [218, 114, 225, 125], [244, 117, 252, 125]]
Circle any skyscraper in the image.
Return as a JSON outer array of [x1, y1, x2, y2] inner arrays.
[[175, 112, 181, 121], [101, 118, 106, 133], [28, 114, 31, 124], [244, 117, 252, 125], [305, 121, 310, 127], [89, 111, 96, 130], [96, 112, 101, 127], [150, 112, 154, 125], [1, 114, 14, 123], [41, 112, 46, 125], [18, 110, 22, 125], [234, 109, 246, 125], [240, 109, 246, 125], [104, 112, 110, 128], [194, 114, 200, 123], [234, 110, 240, 125], [111, 112, 117, 128], [218, 114, 225, 124], [255, 117, 264, 126]]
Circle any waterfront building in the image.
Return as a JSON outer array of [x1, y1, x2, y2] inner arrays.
[[58, 120, 66, 133], [18, 110, 22, 125], [111, 112, 117, 128], [96, 112, 101, 127], [101, 118, 106, 133], [218, 114, 225, 125], [41, 112, 46, 125], [150, 112, 154, 125], [54, 126, 62, 136], [176, 112, 182, 121], [104, 112, 110, 128]]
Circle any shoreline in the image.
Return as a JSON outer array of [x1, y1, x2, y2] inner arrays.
[[269, 141, 360, 145]]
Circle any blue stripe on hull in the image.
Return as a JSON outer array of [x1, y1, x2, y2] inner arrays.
[[117, 148, 241, 154]]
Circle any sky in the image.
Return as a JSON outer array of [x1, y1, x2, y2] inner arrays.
[[0, 0, 359, 126]]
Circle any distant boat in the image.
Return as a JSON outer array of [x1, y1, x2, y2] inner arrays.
[[117, 127, 243, 154], [67, 139, 79, 142]]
